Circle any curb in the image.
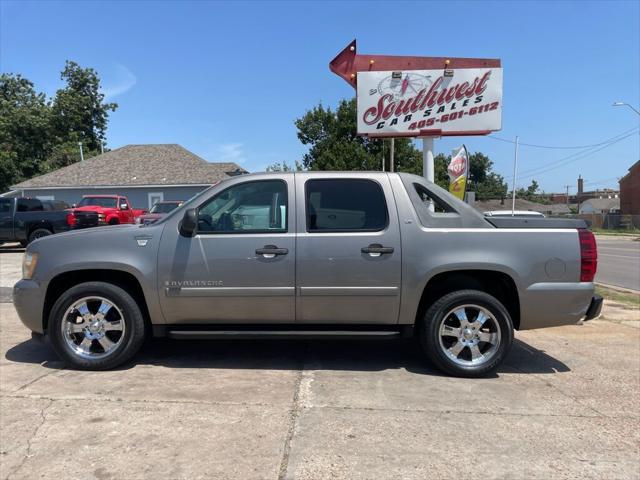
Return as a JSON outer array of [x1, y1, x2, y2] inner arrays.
[[595, 282, 640, 295]]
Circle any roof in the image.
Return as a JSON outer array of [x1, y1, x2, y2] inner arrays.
[[580, 197, 620, 211], [473, 198, 571, 215], [11, 144, 247, 189]]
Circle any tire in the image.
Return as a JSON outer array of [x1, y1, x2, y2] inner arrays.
[[19, 240, 28, 248], [418, 289, 514, 378], [108, 218, 119, 225], [28, 228, 52, 244], [48, 282, 146, 370]]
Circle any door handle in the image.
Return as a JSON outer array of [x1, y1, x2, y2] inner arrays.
[[361, 244, 394, 256], [256, 245, 289, 258]]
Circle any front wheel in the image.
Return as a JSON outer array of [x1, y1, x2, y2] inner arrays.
[[28, 228, 52, 244], [419, 290, 514, 377], [48, 282, 146, 370]]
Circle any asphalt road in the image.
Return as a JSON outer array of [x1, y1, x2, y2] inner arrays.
[[595, 236, 640, 291]]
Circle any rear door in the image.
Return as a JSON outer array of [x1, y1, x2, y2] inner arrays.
[[0, 199, 13, 240], [295, 173, 402, 324]]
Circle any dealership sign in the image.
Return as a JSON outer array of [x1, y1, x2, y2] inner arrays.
[[356, 68, 503, 137]]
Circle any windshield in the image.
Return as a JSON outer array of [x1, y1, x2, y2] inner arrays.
[[79, 197, 118, 208], [150, 202, 180, 214]]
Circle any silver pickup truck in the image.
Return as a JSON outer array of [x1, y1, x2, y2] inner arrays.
[[14, 172, 602, 377]]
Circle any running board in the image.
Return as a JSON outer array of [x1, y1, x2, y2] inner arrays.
[[155, 325, 413, 340]]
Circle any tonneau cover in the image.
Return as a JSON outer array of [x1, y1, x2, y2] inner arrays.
[[484, 217, 588, 229]]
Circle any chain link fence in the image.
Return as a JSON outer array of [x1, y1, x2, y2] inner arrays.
[[567, 213, 640, 230]]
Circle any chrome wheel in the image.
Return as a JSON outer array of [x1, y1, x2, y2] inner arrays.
[[438, 304, 501, 367], [61, 296, 126, 360]]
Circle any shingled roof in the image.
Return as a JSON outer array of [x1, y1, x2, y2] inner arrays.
[[12, 144, 247, 189]]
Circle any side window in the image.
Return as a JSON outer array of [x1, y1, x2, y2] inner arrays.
[[0, 199, 11, 213], [17, 199, 43, 212], [306, 179, 388, 232], [197, 180, 287, 233], [414, 184, 457, 214]]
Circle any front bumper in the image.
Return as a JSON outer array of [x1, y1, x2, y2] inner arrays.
[[584, 295, 603, 321], [13, 279, 46, 334]]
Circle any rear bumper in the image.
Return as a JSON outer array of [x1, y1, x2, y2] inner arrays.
[[584, 295, 603, 321], [519, 282, 595, 330]]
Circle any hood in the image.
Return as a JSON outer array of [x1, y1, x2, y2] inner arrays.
[[72, 205, 116, 212]]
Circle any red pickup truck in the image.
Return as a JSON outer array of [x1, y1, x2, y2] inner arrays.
[[68, 195, 147, 228]]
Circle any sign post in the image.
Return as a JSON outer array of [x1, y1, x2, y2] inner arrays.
[[329, 40, 502, 182]]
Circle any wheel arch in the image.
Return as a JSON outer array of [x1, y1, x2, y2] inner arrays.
[[27, 221, 53, 237], [43, 269, 151, 333], [416, 269, 521, 330]]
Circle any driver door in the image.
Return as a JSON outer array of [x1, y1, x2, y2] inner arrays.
[[157, 177, 295, 324]]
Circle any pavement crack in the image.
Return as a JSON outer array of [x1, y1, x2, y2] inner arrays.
[[6, 398, 53, 480], [277, 347, 308, 480], [14, 369, 59, 392]]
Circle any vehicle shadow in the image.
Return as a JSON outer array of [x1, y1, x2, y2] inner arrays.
[[5, 336, 570, 377], [0, 245, 25, 253]]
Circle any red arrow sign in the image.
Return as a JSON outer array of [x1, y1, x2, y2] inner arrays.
[[329, 39, 501, 88]]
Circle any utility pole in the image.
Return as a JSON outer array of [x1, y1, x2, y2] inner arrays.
[[78, 142, 84, 162], [100, 142, 105, 155], [511, 136, 519, 216], [389, 138, 395, 173], [563, 185, 572, 212]]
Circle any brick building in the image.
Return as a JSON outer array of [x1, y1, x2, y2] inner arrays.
[[619, 160, 640, 215]]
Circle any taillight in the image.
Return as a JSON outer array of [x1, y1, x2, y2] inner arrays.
[[578, 229, 597, 282], [66, 213, 77, 226]]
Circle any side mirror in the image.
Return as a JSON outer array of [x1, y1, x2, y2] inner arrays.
[[179, 208, 197, 237]]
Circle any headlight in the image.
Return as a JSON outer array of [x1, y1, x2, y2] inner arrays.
[[22, 252, 39, 280]]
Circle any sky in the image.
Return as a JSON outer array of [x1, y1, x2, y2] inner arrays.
[[1, 0, 639, 194]]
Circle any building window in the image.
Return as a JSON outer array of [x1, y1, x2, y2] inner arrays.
[[148, 192, 164, 210]]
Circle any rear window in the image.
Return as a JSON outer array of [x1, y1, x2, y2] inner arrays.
[[305, 179, 388, 232], [79, 197, 117, 208], [16, 198, 43, 212]]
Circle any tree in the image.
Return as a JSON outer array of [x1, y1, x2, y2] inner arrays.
[[0, 74, 51, 191], [516, 179, 542, 201], [295, 98, 423, 173], [265, 160, 304, 172], [294, 98, 509, 200], [0, 62, 117, 191], [49, 61, 117, 162]]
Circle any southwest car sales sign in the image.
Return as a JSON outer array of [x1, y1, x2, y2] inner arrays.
[[356, 68, 503, 136]]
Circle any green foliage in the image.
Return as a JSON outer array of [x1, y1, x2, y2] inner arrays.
[[0, 62, 117, 192], [294, 98, 509, 200], [295, 98, 422, 173], [0, 74, 50, 191], [50, 61, 117, 152], [265, 160, 304, 172]]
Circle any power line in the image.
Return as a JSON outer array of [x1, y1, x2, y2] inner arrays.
[[488, 127, 638, 149], [517, 130, 638, 179]]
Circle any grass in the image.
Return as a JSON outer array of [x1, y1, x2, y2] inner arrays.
[[592, 228, 640, 236], [596, 285, 640, 310]]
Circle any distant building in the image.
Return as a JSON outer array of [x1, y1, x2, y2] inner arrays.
[[579, 197, 620, 214], [7, 144, 246, 209], [550, 175, 619, 204], [619, 160, 640, 215]]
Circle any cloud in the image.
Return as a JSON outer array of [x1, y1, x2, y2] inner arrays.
[[101, 64, 137, 99], [216, 143, 246, 164]]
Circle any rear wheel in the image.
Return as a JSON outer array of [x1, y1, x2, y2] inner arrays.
[[419, 289, 514, 377], [48, 282, 146, 370], [28, 228, 52, 244]]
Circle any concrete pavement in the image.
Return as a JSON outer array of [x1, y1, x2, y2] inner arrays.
[[1, 247, 639, 479], [596, 236, 640, 291]]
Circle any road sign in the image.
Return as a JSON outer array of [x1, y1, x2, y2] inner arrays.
[[357, 68, 503, 137]]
